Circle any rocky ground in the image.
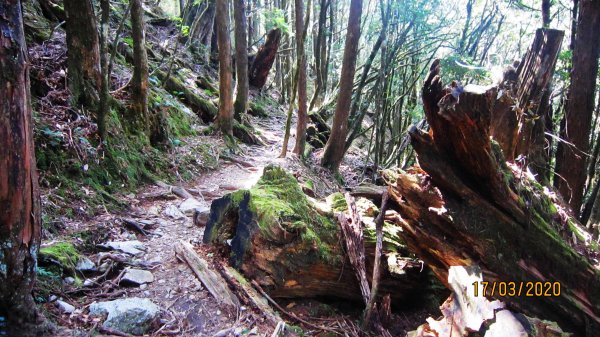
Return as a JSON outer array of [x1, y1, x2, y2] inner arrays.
[[38, 105, 377, 337]]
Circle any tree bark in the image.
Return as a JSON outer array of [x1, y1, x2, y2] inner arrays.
[[387, 60, 600, 335], [554, 0, 600, 215], [249, 28, 282, 88], [202, 166, 428, 303], [233, 0, 249, 120], [64, 0, 101, 111], [216, 0, 234, 135], [320, 0, 363, 171], [131, 0, 150, 133], [0, 2, 45, 335], [292, 0, 309, 155]]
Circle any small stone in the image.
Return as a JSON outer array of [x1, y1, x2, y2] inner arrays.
[[49, 295, 57, 302], [158, 279, 166, 284], [140, 284, 148, 290], [83, 279, 94, 287], [76, 256, 96, 273], [193, 207, 211, 226], [56, 300, 75, 314], [120, 268, 154, 286], [63, 277, 75, 285], [98, 261, 111, 273], [164, 204, 185, 219], [89, 298, 160, 335], [179, 198, 207, 215], [100, 241, 146, 256], [143, 291, 151, 297]]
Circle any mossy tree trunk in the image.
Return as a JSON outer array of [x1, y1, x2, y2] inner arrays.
[[64, 0, 101, 122], [131, 0, 150, 134], [203, 166, 428, 303], [216, 0, 234, 135], [233, 0, 249, 120], [0, 2, 45, 335], [387, 59, 600, 335]]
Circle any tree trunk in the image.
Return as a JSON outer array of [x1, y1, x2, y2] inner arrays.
[[387, 59, 600, 335], [131, 0, 150, 133], [292, 0, 309, 156], [554, 0, 600, 215], [233, 0, 249, 120], [309, 0, 329, 110], [187, 0, 216, 63], [0, 2, 45, 335], [98, 0, 110, 142], [216, 0, 234, 135], [249, 28, 282, 88], [202, 166, 428, 303], [320, 0, 363, 171], [64, 0, 101, 112]]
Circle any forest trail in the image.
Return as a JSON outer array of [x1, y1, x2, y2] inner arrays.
[[54, 108, 303, 336]]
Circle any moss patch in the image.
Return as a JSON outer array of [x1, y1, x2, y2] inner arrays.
[[39, 242, 80, 272], [229, 165, 338, 262]]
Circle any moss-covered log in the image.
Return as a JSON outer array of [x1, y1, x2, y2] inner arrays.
[[155, 69, 217, 123], [387, 59, 600, 335], [203, 165, 427, 303]]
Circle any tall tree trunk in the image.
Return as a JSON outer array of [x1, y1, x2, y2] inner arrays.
[[554, 0, 600, 214], [234, 0, 249, 120], [542, 0, 551, 27], [0, 2, 45, 335], [216, 0, 234, 135], [131, 0, 150, 133], [320, 0, 363, 171], [309, 0, 329, 110], [98, 0, 110, 142], [64, 0, 101, 112], [293, 0, 309, 155]]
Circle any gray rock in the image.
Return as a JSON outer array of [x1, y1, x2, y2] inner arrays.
[[100, 241, 146, 256], [164, 204, 185, 219], [56, 300, 75, 314], [83, 279, 94, 287], [179, 198, 208, 216], [120, 268, 154, 286], [89, 297, 160, 335], [193, 207, 211, 226], [76, 256, 96, 272], [63, 277, 75, 285]]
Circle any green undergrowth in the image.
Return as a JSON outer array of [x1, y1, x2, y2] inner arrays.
[[35, 87, 210, 220], [230, 165, 339, 262], [36, 242, 82, 298]]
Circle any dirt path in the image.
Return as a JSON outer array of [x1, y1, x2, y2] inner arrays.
[[127, 113, 292, 336], [47, 109, 305, 336]]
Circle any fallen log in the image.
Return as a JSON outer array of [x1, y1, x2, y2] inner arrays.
[[249, 29, 281, 89], [174, 240, 240, 308], [202, 165, 428, 303], [387, 56, 600, 335]]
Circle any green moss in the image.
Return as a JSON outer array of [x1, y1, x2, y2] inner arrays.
[[40, 242, 80, 271], [232, 165, 338, 262], [363, 221, 406, 252], [328, 192, 347, 212]]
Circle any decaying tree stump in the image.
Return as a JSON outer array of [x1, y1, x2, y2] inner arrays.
[[203, 165, 428, 303], [387, 56, 599, 335], [249, 29, 281, 88]]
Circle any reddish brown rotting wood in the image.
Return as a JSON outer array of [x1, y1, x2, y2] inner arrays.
[[249, 28, 282, 89], [386, 58, 599, 335]]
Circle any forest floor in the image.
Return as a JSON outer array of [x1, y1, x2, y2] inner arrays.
[[40, 96, 420, 337]]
